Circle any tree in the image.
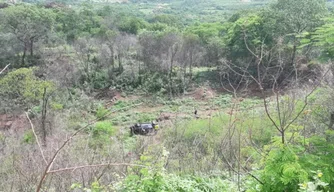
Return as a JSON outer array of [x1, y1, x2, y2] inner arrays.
[[303, 17, 334, 131], [0, 68, 54, 111], [2, 4, 55, 66], [268, 0, 327, 78], [162, 31, 181, 98], [118, 17, 147, 35], [181, 33, 204, 88], [186, 22, 225, 44], [77, 4, 103, 36], [54, 8, 83, 42], [149, 14, 182, 28], [222, 0, 327, 86], [270, 0, 327, 36], [222, 12, 274, 83]]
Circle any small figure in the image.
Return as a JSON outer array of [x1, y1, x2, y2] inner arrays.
[[194, 109, 199, 119]]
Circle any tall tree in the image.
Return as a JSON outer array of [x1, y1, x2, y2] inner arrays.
[[2, 4, 55, 66], [269, 0, 327, 75]]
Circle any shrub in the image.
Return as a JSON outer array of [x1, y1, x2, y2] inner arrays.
[[0, 68, 55, 110], [92, 121, 115, 138], [257, 145, 308, 192], [23, 130, 35, 144], [89, 120, 115, 149], [95, 105, 109, 120]]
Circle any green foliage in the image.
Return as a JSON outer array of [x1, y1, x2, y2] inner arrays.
[[0, 68, 55, 109], [257, 145, 308, 192], [71, 179, 108, 192], [2, 1, 334, 191], [113, 101, 128, 109], [186, 23, 225, 44], [118, 17, 147, 35], [91, 70, 110, 89], [150, 14, 182, 28], [298, 171, 329, 192], [22, 130, 35, 144], [142, 72, 168, 94], [110, 147, 238, 191], [50, 102, 63, 111], [95, 105, 109, 120], [54, 9, 83, 42], [223, 12, 272, 63], [137, 113, 156, 123], [89, 120, 115, 149], [92, 121, 115, 138], [2, 4, 55, 66], [270, 0, 327, 35], [297, 132, 334, 189], [2, 5, 55, 39], [307, 17, 334, 60], [182, 117, 225, 140], [55, 5, 103, 41], [117, 172, 237, 192]]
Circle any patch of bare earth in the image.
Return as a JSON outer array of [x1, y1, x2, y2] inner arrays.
[[0, 114, 29, 133], [186, 87, 216, 100]]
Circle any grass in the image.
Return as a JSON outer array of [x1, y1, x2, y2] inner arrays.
[[158, 93, 276, 145], [106, 86, 266, 128]]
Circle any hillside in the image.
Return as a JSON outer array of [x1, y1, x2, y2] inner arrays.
[[1, 0, 334, 191]]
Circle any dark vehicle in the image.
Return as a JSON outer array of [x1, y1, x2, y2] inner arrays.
[[130, 122, 159, 136]]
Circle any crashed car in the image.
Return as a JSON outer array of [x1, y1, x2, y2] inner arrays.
[[129, 122, 159, 136]]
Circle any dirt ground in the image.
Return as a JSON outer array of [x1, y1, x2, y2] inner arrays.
[[0, 113, 29, 133]]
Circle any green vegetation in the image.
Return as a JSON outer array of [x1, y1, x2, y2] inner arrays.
[[2, 0, 334, 191]]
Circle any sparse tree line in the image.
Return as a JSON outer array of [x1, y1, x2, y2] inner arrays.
[[0, 0, 330, 98]]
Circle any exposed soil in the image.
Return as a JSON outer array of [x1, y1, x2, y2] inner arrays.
[[186, 87, 216, 100], [0, 113, 29, 132]]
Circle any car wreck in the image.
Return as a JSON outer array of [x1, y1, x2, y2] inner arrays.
[[129, 122, 159, 136]]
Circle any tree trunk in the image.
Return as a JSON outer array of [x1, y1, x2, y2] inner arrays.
[[138, 54, 141, 75], [108, 49, 115, 80], [169, 43, 179, 98], [118, 54, 123, 73], [22, 42, 27, 66], [110, 47, 115, 70], [291, 43, 298, 81], [41, 88, 49, 146], [189, 49, 193, 80], [30, 39, 34, 56], [281, 130, 285, 144], [329, 112, 334, 130], [169, 48, 174, 98]]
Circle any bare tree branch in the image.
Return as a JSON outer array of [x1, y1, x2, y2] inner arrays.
[[48, 163, 146, 174], [25, 112, 48, 165], [283, 69, 330, 131], [0, 64, 10, 75], [221, 151, 264, 185], [36, 102, 143, 192]]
